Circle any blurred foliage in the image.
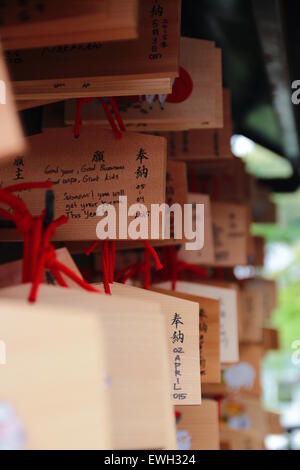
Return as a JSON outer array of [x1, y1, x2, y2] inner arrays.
[[273, 282, 300, 349], [242, 142, 292, 179], [235, 142, 300, 351], [252, 227, 300, 350], [246, 105, 282, 149], [252, 222, 300, 244], [253, 196, 300, 349]]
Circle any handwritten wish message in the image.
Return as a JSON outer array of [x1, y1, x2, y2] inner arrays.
[[154, 288, 221, 384], [212, 202, 250, 266], [0, 127, 167, 240], [155, 280, 239, 364], [104, 283, 201, 405]]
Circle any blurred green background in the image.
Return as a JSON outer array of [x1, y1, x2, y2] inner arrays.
[[237, 138, 300, 350], [235, 138, 300, 416]]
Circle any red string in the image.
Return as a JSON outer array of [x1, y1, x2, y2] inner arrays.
[[86, 240, 116, 294], [74, 97, 125, 139], [103, 240, 116, 291], [115, 263, 141, 285], [73, 98, 92, 138], [159, 246, 209, 290], [0, 184, 45, 282], [0, 182, 98, 300], [0, 187, 31, 214], [6, 181, 53, 282], [142, 241, 163, 289], [29, 215, 100, 302], [74, 99, 82, 138], [108, 98, 126, 131], [85, 240, 100, 256], [51, 266, 68, 287], [28, 213, 45, 283], [156, 246, 177, 289], [108, 240, 116, 283], [115, 241, 162, 289], [143, 248, 151, 289], [143, 240, 163, 271], [101, 240, 111, 294], [176, 261, 209, 280], [97, 97, 122, 140]]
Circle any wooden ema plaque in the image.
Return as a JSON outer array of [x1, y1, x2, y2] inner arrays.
[[239, 280, 265, 344], [0, 294, 110, 449], [0, 44, 25, 160], [263, 327, 279, 351], [176, 401, 220, 450], [222, 344, 264, 398], [6, 0, 181, 99], [187, 157, 251, 203], [153, 287, 221, 384], [0, 127, 167, 241], [0, 248, 81, 289], [0, 283, 176, 449], [0, 0, 138, 49], [221, 395, 275, 441], [164, 89, 232, 159], [178, 193, 215, 265], [65, 38, 223, 131], [154, 280, 239, 364], [220, 424, 264, 450], [98, 282, 202, 405], [211, 201, 251, 267]]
